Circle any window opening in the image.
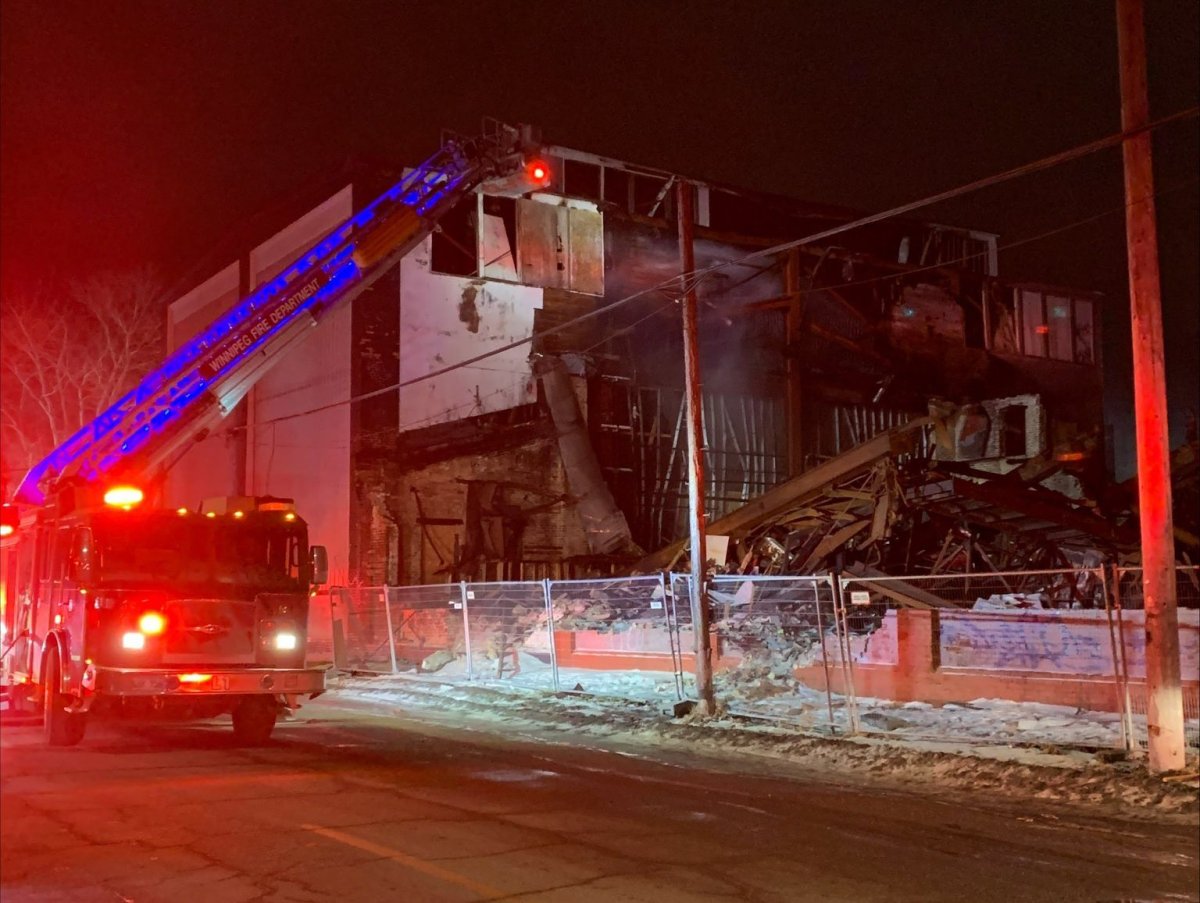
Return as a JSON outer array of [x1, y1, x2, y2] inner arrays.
[[563, 160, 601, 201], [429, 195, 478, 277], [1000, 405, 1028, 458]]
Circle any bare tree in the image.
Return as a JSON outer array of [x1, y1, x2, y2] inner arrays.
[[1, 268, 165, 495]]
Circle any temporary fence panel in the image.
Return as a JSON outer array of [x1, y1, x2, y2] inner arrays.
[[385, 583, 469, 675], [547, 574, 682, 704], [705, 574, 847, 734], [1113, 566, 1200, 751], [332, 586, 395, 674], [460, 581, 557, 691], [837, 568, 1131, 750]]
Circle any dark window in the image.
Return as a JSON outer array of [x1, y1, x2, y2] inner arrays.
[[603, 169, 631, 211], [430, 195, 478, 277], [1001, 406, 1028, 458], [563, 160, 601, 201], [633, 174, 671, 217]]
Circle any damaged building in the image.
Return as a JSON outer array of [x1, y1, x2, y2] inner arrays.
[[161, 130, 1120, 591]]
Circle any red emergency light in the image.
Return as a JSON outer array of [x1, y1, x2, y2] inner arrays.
[[525, 159, 550, 185]]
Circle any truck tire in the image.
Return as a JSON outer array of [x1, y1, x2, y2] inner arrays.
[[43, 648, 86, 747], [232, 696, 277, 745]]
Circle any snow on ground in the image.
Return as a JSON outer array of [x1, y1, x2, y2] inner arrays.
[[327, 668, 1200, 824], [367, 655, 1192, 752]]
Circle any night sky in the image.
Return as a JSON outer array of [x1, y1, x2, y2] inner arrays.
[[2, 0, 1196, 477]]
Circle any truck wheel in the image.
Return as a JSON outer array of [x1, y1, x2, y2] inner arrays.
[[232, 696, 277, 745], [43, 649, 86, 747]]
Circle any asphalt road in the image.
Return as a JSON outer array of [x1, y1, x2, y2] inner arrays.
[[1, 696, 1196, 903]]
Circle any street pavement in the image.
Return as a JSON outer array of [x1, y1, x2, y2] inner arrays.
[[1, 696, 1197, 902]]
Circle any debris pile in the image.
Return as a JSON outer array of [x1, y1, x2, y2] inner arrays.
[[636, 399, 1154, 610]]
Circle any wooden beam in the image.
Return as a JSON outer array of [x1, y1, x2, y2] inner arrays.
[[636, 418, 930, 570]]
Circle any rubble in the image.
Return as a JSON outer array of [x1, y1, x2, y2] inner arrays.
[[636, 400, 1150, 610]]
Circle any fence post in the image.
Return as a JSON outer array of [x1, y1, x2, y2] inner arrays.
[[813, 577, 837, 732], [543, 578, 560, 693], [1100, 565, 1131, 752], [1110, 566, 1137, 747], [832, 572, 861, 734], [460, 581, 473, 681], [381, 587, 400, 675], [663, 571, 685, 701]]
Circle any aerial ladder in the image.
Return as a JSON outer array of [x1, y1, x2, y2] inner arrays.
[[13, 121, 549, 506]]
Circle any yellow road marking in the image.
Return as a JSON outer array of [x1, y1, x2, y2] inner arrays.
[[302, 823, 504, 899]]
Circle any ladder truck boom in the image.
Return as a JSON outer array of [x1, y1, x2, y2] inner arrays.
[[14, 123, 547, 506]]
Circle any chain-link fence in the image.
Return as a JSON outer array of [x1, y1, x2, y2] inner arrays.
[[315, 565, 1199, 753]]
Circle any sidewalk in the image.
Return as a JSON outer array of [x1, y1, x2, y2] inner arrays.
[[324, 670, 1200, 825]]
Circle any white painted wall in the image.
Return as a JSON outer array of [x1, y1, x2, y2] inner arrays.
[[397, 236, 543, 433], [248, 187, 354, 583]]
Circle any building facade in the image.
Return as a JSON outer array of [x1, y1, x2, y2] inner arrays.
[[163, 140, 1106, 585]]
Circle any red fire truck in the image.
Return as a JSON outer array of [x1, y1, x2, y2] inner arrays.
[[1, 485, 328, 745]]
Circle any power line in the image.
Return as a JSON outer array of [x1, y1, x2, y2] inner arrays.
[[240, 106, 1199, 431]]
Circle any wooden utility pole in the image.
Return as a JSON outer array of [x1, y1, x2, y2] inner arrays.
[[1116, 0, 1185, 772], [677, 179, 716, 713]]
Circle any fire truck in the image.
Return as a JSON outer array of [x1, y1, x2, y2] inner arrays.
[[0, 122, 548, 745], [0, 487, 328, 745]]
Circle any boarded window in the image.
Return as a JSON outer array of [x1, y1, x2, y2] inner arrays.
[[516, 199, 604, 295], [479, 195, 517, 280]]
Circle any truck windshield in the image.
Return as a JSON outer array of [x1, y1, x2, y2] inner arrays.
[[93, 513, 306, 593]]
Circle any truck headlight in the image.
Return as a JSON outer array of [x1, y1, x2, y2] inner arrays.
[[274, 632, 298, 651], [122, 632, 146, 650]]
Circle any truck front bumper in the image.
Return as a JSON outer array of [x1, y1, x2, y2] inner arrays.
[[91, 666, 327, 697]]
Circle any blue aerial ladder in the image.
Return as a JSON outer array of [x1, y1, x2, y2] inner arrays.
[[14, 122, 549, 506]]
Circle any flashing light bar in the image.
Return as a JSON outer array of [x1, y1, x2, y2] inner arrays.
[[104, 486, 145, 508]]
